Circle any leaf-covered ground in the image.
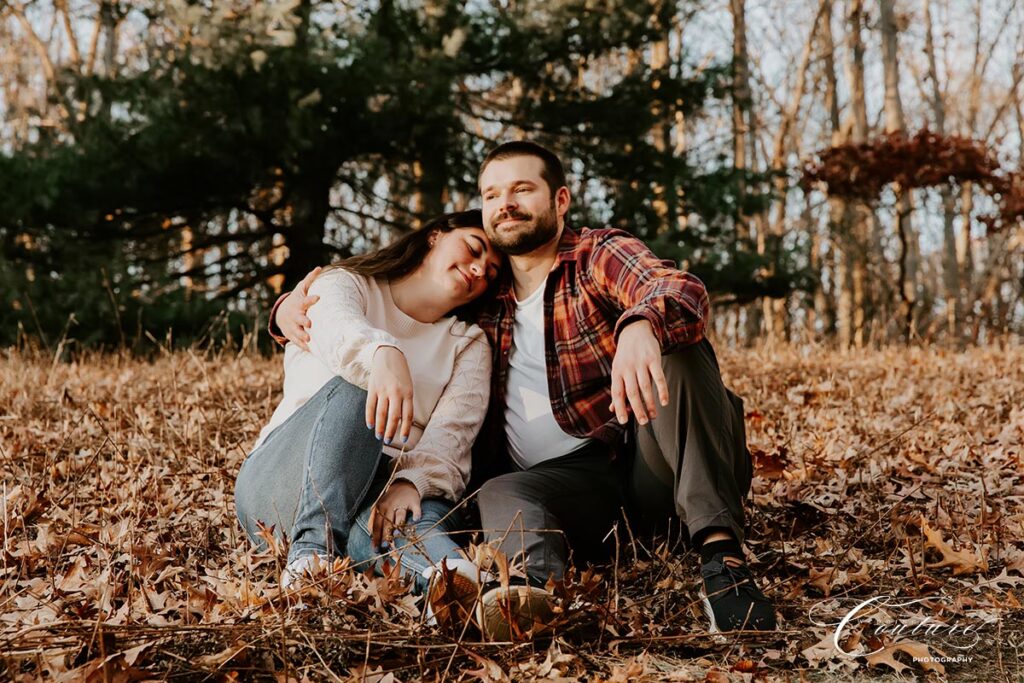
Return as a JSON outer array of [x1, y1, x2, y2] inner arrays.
[[2, 343, 1023, 681]]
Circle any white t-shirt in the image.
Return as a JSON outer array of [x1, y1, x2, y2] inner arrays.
[[504, 281, 592, 469]]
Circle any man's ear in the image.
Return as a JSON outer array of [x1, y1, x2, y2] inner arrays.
[[555, 186, 571, 222]]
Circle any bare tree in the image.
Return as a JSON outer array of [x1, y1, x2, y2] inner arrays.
[[838, 0, 872, 348], [729, 0, 768, 343], [761, 0, 830, 342], [879, 0, 921, 341], [922, 0, 963, 343], [649, 2, 673, 236], [817, 0, 855, 347]]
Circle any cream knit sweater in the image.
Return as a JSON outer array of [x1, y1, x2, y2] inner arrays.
[[253, 268, 491, 502]]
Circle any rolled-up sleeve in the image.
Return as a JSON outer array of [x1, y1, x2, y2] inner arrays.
[[588, 230, 710, 353]]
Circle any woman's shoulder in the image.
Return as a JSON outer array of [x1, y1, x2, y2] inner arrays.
[[307, 267, 374, 295]]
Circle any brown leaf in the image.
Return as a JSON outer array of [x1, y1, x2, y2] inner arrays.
[[463, 650, 510, 682], [920, 515, 988, 575], [807, 567, 840, 596], [751, 447, 790, 480], [801, 630, 842, 667], [704, 669, 731, 683], [865, 639, 946, 675], [195, 640, 249, 669]]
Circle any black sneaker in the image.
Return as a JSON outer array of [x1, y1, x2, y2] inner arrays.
[[699, 553, 777, 632]]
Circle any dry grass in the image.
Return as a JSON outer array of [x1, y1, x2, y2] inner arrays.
[[1, 342, 1023, 681]]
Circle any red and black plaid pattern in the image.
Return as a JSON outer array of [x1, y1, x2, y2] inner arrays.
[[476, 226, 710, 453]]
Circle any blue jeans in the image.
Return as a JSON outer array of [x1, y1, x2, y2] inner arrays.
[[234, 376, 466, 592]]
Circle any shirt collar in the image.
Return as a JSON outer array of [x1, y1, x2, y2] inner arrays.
[[493, 225, 581, 303], [555, 225, 581, 263]]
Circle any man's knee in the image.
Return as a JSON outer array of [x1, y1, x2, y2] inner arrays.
[[234, 468, 276, 540], [478, 472, 531, 505], [661, 338, 719, 382], [476, 473, 552, 535]]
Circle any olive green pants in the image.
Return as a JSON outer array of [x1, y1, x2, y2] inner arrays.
[[476, 338, 752, 583]]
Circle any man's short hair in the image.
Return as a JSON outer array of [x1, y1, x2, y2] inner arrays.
[[479, 141, 567, 195]]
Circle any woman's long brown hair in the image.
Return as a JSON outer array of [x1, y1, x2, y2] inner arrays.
[[324, 209, 504, 322]]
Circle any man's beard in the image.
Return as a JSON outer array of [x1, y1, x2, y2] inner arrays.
[[486, 202, 559, 256]]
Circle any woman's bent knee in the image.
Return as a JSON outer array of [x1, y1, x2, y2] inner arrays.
[[319, 376, 369, 412]]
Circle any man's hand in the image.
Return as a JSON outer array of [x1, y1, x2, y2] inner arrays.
[[277, 267, 321, 351], [367, 346, 414, 445], [369, 480, 422, 550], [609, 319, 669, 425]]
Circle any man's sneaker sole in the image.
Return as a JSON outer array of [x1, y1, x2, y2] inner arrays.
[[477, 585, 554, 641], [698, 588, 720, 634]]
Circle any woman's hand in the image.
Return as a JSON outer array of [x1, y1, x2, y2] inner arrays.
[[277, 267, 321, 351], [366, 346, 414, 445], [369, 480, 422, 550]]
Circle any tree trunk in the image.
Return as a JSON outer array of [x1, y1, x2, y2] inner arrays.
[[762, 0, 828, 343], [731, 0, 750, 247], [411, 153, 448, 226], [729, 0, 760, 344], [957, 0, 991, 336], [843, 0, 871, 348], [958, 181, 975, 315], [649, 12, 673, 237], [99, 1, 122, 78], [819, 0, 854, 348], [923, 0, 963, 345], [817, 226, 837, 337], [879, 0, 919, 342], [282, 173, 332, 292]]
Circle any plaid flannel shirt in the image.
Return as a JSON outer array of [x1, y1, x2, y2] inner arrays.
[[470, 226, 710, 482]]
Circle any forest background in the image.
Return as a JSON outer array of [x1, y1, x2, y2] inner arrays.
[[2, 0, 1022, 351], [2, 1, 1024, 681]]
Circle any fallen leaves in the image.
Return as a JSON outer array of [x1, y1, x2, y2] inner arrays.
[[806, 562, 872, 597], [194, 639, 250, 669], [920, 515, 990, 576], [800, 629, 844, 668], [865, 638, 945, 675], [1, 344, 1022, 679], [751, 447, 790, 480], [463, 650, 510, 682]]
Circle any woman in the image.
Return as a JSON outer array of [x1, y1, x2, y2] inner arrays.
[[234, 210, 502, 597]]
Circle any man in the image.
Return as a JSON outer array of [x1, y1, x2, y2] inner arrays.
[[274, 141, 776, 637]]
